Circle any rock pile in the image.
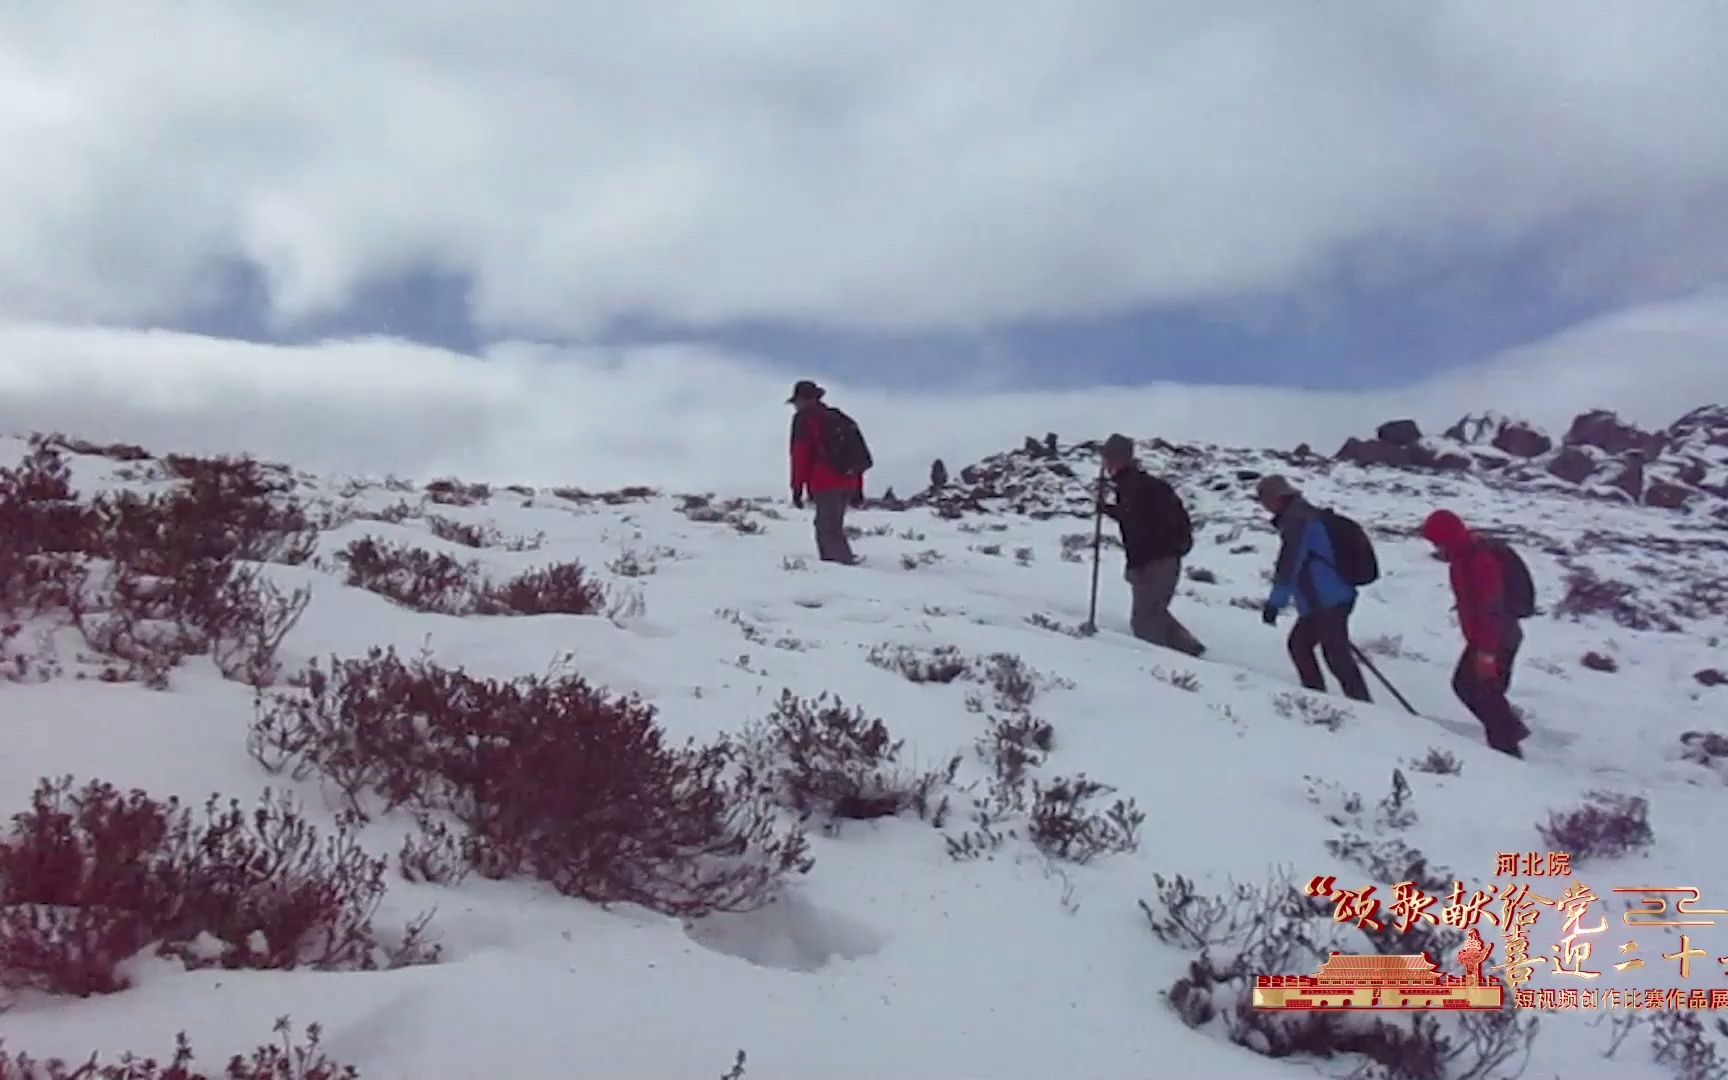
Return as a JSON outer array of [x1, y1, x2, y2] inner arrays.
[[1332, 406, 1728, 516]]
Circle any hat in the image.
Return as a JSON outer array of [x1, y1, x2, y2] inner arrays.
[[786, 379, 825, 403], [1255, 475, 1300, 503], [1101, 433, 1135, 462]]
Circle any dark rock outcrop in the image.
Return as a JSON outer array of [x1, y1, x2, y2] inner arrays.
[[1377, 419, 1422, 446], [1492, 423, 1552, 459], [1444, 413, 1502, 444], [1547, 447, 1598, 484], [1644, 482, 1694, 509], [1668, 404, 1728, 447], [1565, 409, 1665, 457], [1609, 459, 1646, 502], [1677, 457, 1709, 487], [1337, 437, 1412, 467], [1433, 452, 1473, 471]]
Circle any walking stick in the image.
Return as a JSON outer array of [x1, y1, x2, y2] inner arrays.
[[1082, 465, 1106, 635], [1350, 643, 1418, 716]]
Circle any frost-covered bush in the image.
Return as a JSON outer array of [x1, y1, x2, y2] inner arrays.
[[337, 538, 606, 616], [735, 690, 958, 827], [0, 1020, 358, 1080], [0, 440, 311, 688], [1141, 868, 1537, 1080], [0, 778, 429, 997], [1537, 790, 1652, 861], [250, 649, 810, 916]]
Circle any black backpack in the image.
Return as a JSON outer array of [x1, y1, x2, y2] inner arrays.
[[1148, 475, 1194, 557], [1318, 509, 1379, 587], [1482, 539, 1537, 618], [821, 407, 874, 476]]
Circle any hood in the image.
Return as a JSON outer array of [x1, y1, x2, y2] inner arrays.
[[1421, 509, 1473, 555], [1270, 493, 1314, 530]]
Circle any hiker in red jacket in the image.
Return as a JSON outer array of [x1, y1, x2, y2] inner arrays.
[[1421, 509, 1531, 759], [788, 379, 863, 564]]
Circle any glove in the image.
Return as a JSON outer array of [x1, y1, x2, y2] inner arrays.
[[791, 490, 804, 509], [1261, 603, 1279, 626]]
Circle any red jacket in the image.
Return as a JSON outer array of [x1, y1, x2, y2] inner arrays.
[[1448, 544, 1507, 652], [790, 407, 862, 498], [1423, 510, 1506, 652]]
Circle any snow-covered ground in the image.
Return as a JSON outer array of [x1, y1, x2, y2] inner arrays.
[[3, 427, 1726, 1080]]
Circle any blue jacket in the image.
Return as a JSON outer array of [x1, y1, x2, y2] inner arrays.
[[1266, 497, 1357, 617]]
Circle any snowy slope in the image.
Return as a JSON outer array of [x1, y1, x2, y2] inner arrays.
[[3, 427, 1727, 1080]]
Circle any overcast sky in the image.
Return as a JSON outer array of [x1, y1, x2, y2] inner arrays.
[[1, 1, 1726, 490]]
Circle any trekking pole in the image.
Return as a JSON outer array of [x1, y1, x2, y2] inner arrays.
[[1082, 465, 1105, 634], [1349, 643, 1419, 716]]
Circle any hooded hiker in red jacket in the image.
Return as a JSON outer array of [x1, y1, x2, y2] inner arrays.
[[788, 379, 863, 564], [1421, 509, 1531, 758]]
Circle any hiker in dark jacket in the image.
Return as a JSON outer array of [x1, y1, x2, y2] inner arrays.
[[1257, 475, 1371, 702], [788, 379, 863, 564], [1421, 508, 1530, 758], [1098, 434, 1205, 657]]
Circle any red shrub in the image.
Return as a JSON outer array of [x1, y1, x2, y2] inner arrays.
[[1537, 790, 1653, 861], [551, 485, 658, 506], [1554, 565, 1682, 632], [423, 478, 489, 506], [0, 778, 422, 997], [735, 690, 958, 825], [486, 560, 605, 616], [250, 648, 811, 915], [1027, 776, 1145, 864], [39, 433, 152, 462], [0, 441, 313, 688], [130, 454, 316, 567], [0, 1019, 358, 1079], [422, 514, 542, 551], [336, 537, 482, 614], [0, 444, 90, 611], [424, 514, 491, 548], [337, 538, 606, 617]]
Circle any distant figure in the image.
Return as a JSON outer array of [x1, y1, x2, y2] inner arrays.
[[787, 380, 872, 564], [1421, 509, 1534, 759], [1098, 434, 1205, 658], [1256, 476, 1371, 702]]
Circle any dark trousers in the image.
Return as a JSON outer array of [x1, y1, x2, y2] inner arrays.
[[1288, 602, 1371, 702], [1126, 557, 1205, 656], [813, 490, 856, 563], [1452, 626, 1527, 755]]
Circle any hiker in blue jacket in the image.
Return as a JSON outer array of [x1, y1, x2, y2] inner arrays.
[[1256, 475, 1371, 702]]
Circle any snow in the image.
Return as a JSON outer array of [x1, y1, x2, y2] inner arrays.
[[3, 430, 1727, 1079]]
